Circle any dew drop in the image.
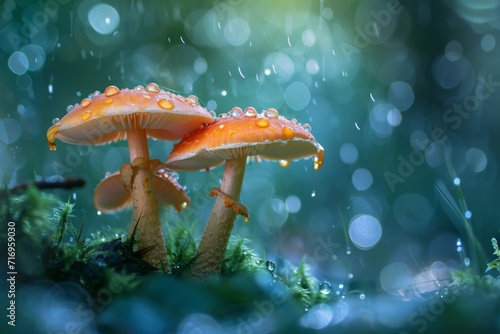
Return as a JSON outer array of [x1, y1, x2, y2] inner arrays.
[[145, 83, 160, 93], [88, 90, 100, 98], [359, 293, 366, 300], [181, 202, 188, 209], [158, 98, 174, 110], [104, 85, 120, 97], [52, 118, 60, 125], [243, 216, 250, 222], [230, 107, 243, 117], [279, 160, 290, 168], [186, 95, 199, 105], [266, 260, 275, 272], [263, 108, 279, 118], [311, 190, 316, 197], [82, 110, 92, 121], [256, 118, 270, 128], [97, 210, 102, 215], [303, 123, 312, 132], [291, 118, 298, 124], [134, 85, 144, 90], [72, 193, 77, 200], [464, 257, 470, 266], [219, 124, 225, 129], [346, 246, 352, 255], [66, 105, 74, 113], [80, 98, 92, 107], [348, 273, 354, 279], [282, 126, 294, 139], [319, 281, 332, 295], [244, 107, 258, 117], [47, 130, 58, 150], [314, 149, 324, 170]]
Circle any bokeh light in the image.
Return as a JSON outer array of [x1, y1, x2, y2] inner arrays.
[[339, 143, 358, 164], [348, 214, 382, 250], [88, 4, 120, 35]]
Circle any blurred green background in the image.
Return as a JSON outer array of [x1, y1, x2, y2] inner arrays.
[[1, 0, 500, 332]]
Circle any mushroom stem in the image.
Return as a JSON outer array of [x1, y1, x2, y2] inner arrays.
[[126, 128, 168, 270], [191, 156, 247, 277]]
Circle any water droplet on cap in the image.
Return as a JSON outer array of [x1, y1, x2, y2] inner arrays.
[[230, 107, 243, 117], [82, 110, 92, 121], [88, 90, 100, 98], [52, 118, 60, 124], [104, 85, 120, 97], [146, 83, 160, 93], [282, 126, 294, 139], [303, 123, 312, 132], [186, 95, 199, 105], [263, 108, 279, 118], [80, 98, 92, 107], [158, 99, 174, 110], [256, 118, 270, 128], [244, 107, 257, 117], [313, 149, 324, 170]]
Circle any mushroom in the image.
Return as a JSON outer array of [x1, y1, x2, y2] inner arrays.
[[94, 168, 190, 213], [165, 107, 324, 277], [46, 83, 215, 269]]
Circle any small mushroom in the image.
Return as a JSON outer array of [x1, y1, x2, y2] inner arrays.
[[94, 168, 190, 213], [47, 83, 214, 269], [165, 107, 324, 277]]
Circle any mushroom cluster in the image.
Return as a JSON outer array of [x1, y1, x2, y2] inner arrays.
[[47, 84, 324, 276]]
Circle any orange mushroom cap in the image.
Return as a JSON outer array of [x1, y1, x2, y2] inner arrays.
[[94, 168, 190, 213], [47, 83, 215, 149], [165, 107, 324, 171]]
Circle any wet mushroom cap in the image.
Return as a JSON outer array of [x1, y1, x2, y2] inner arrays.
[[165, 107, 324, 171], [47, 83, 215, 149], [94, 169, 190, 213]]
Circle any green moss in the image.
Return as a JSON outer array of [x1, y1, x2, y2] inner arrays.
[[2, 187, 334, 311]]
